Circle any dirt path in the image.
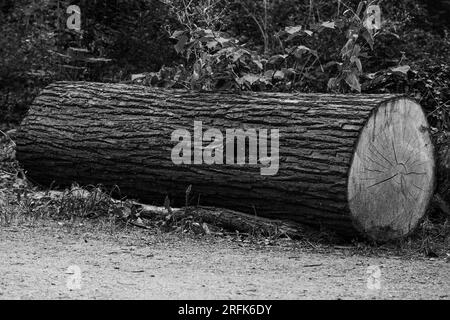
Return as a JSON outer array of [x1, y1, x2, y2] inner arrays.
[[0, 220, 448, 300]]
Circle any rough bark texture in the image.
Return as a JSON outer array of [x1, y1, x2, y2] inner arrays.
[[15, 82, 435, 240]]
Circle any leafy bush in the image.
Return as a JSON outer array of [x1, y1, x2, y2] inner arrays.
[[135, 1, 384, 93]]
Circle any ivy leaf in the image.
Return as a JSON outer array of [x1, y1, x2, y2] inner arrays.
[[352, 44, 361, 56], [321, 21, 335, 29], [356, 1, 365, 16], [253, 59, 263, 70], [264, 70, 275, 78], [192, 61, 202, 81], [268, 54, 287, 65], [341, 39, 354, 58], [361, 29, 374, 50], [285, 26, 302, 34], [345, 72, 361, 92], [327, 77, 339, 91], [350, 56, 363, 72], [241, 74, 260, 85], [281, 68, 295, 78], [295, 45, 318, 57], [206, 40, 218, 49], [391, 65, 411, 75], [231, 49, 249, 62], [198, 29, 214, 38], [175, 35, 189, 54], [131, 73, 146, 81], [274, 70, 285, 80], [171, 30, 185, 39], [216, 37, 231, 45], [355, 58, 363, 73]]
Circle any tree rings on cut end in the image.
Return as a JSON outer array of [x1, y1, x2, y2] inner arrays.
[[348, 98, 435, 241]]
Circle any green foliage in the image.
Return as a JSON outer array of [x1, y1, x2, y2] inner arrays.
[[0, 0, 178, 123], [326, 2, 379, 93], [135, 28, 266, 91], [137, 0, 382, 93]]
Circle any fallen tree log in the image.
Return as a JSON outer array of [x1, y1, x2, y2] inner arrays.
[[16, 82, 436, 241]]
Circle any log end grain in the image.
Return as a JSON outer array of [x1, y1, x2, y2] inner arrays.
[[348, 97, 435, 241]]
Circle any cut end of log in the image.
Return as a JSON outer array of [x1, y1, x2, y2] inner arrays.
[[348, 97, 435, 241]]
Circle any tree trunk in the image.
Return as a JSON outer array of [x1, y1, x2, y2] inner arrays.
[[16, 82, 436, 241]]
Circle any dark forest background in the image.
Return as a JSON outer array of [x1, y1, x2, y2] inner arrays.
[[0, 0, 449, 132]]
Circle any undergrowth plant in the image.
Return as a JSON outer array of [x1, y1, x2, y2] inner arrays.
[[135, 0, 390, 93]]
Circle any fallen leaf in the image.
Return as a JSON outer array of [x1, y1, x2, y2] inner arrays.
[[321, 21, 335, 29], [391, 65, 410, 75], [285, 26, 302, 34]]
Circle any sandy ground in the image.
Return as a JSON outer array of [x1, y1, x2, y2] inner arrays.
[[0, 219, 449, 300]]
